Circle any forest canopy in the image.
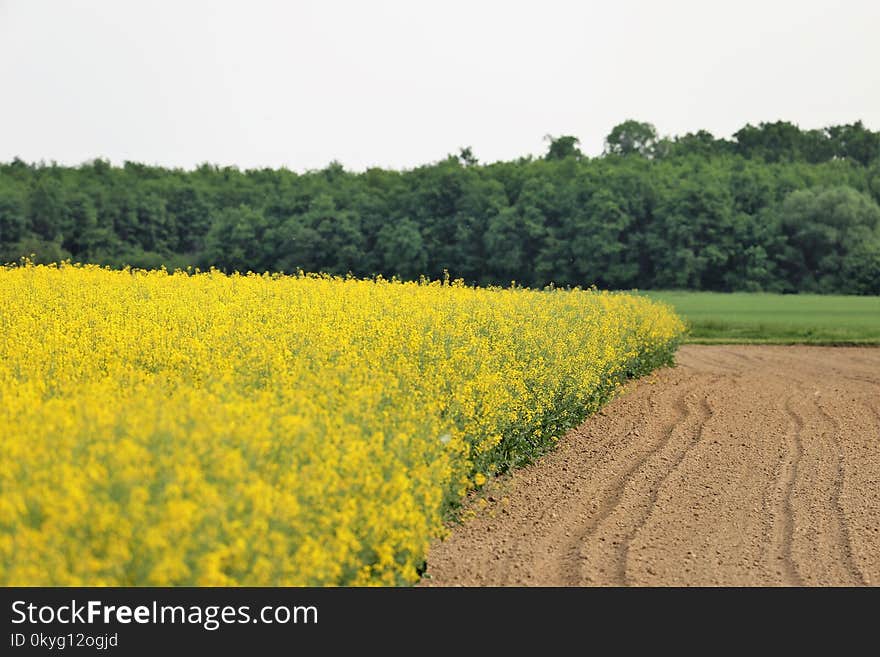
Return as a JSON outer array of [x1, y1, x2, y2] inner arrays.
[[2, 120, 879, 293]]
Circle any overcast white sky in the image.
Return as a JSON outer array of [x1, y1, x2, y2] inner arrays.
[[1, 0, 878, 171]]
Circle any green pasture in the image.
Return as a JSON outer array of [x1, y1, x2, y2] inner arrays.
[[641, 291, 880, 345]]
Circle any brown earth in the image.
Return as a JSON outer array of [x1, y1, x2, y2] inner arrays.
[[423, 345, 880, 586]]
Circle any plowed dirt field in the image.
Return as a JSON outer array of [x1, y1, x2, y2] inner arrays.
[[423, 346, 880, 586]]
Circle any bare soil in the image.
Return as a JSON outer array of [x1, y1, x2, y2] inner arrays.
[[423, 345, 880, 586]]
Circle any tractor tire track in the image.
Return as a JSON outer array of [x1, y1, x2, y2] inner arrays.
[[557, 387, 692, 586], [777, 395, 805, 585]]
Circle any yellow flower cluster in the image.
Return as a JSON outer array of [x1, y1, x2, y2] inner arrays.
[[0, 263, 683, 585]]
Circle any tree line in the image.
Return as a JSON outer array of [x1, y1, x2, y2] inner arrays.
[[1, 120, 879, 293]]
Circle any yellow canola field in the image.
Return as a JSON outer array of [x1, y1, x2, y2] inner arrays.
[[0, 264, 684, 585]]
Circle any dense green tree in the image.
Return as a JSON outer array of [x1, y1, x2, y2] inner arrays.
[[202, 205, 271, 272], [732, 120, 880, 167], [827, 121, 880, 166], [801, 128, 835, 163], [539, 187, 637, 288], [544, 135, 582, 161], [734, 121, 806, 162], [27, 176, 65, 240], [166, 184, 212, 252], [668, 130, 730, 158], [60, 194, 99, 255], [777, 186, 880, 292], [605, 120, 658, 157], [376, 218, 426, 279], [0, 188, 26, 246], [842, 237, 880, 294], [1, 119, 879, 293], [649, 173, 737, 290], [270, 194, 364, 275]]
